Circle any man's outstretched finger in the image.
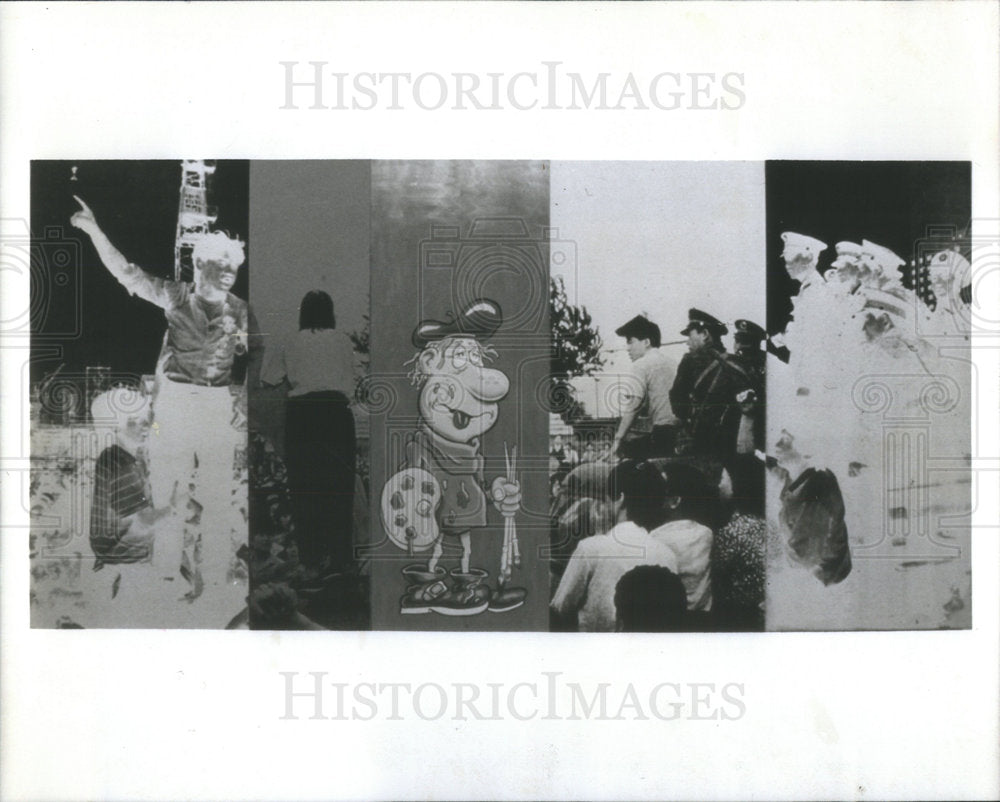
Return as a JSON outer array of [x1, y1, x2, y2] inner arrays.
[[72, 195, 92, 214]]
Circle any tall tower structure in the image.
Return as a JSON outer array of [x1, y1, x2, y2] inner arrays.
[[173, 160, 218, 282]]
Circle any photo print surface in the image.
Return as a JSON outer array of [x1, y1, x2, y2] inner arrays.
[[30, 160, 251, 628], [27, 158, 974, 634]]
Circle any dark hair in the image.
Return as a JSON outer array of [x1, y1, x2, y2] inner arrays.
[[299, 290, 336, 331], [616, 316, 661, 349], [614, 565, 688, 632], [609, 459, 668, 531], [651, 460, 717, 526]]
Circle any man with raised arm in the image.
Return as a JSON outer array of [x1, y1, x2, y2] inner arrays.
[[71, 196, 258, 610]]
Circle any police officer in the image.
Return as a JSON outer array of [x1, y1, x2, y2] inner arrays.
[[732, 319, 766, 396], [729, 319, 767, 511], [672, 309, 753, 482], [670, 308, 729, 431]]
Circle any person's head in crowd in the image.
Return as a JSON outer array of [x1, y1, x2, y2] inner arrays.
[[90, 386, 151, 450], [680, 308, 727, 353], [299, 290, 337, 331], [652, 460, 717, 528], [564, 459, 612, 503], [192, 231, 245, 300], [732, 319, 766, 359], [609, 459, 670, 531], [614, 564, 689, 632], [615, 315, 662, 362], [557, 496, 616, 550]]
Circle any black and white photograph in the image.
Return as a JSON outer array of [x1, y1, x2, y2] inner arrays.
[[368, 160, 551, 631], [30, 160, 253, 629], [2, 3, 998, 801], [248, 161, 372, 630], [547, 162, 767, 633], [765, 161, 972, 630]]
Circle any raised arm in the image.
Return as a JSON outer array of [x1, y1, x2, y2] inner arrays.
[[70, 195, 183, 309]]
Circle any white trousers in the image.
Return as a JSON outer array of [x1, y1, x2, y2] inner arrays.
[[148, 378, 245, 587]]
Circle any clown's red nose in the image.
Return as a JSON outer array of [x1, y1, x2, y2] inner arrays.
[[467, 368, 509, 403]]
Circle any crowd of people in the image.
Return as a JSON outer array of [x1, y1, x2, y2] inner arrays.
[[549, 229, 972, 632], [549, 308, 769, 632]]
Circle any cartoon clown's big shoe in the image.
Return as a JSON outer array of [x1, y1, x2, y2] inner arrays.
[[427, 568, 491, 616], [399, 564, 448, 614], [488, 585, 527, 613]]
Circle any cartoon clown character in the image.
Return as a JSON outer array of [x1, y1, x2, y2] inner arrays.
[[380, 299, 527, 616]]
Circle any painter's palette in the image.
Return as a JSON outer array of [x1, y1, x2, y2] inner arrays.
[[380, 467, 441, 553]]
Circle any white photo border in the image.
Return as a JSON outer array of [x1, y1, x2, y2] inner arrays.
[[2, 3, 997, 800]]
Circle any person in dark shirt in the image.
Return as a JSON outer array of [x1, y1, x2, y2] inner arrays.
[[614, 565, 714, 632], [670, 308, 729, 426], [671, 310, 743, 464], [89, 389, 175, 573]]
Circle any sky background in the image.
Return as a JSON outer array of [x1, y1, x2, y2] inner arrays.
[[550, 161, 767, 366], [550, 161, 767, 415]]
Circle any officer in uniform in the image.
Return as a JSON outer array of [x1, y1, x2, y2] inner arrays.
[[671, 309, 755, 485], [728, 319, 767, 511], [670, 308, 730, 435], [732, 319, 766, 396]]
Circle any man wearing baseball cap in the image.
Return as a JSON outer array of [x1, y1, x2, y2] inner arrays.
[[610, 314, 678, 460]]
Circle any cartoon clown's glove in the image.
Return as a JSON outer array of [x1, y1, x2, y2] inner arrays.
[[490, 476, 521, 518]]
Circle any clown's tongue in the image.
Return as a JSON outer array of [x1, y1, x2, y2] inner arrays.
[[452, 409, 472, 430]]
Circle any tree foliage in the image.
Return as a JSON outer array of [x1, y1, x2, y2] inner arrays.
[[550, 276, 604, 423], [551, 276, 604, 379]]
